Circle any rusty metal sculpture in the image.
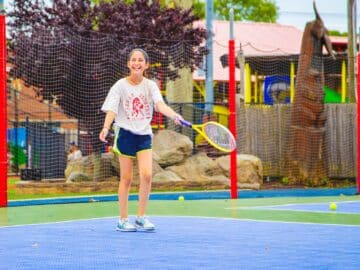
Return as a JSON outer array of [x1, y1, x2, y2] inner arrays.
[[286, 1, 335, 184]]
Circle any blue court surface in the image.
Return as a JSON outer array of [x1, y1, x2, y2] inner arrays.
[[1, 216, 360, 270]]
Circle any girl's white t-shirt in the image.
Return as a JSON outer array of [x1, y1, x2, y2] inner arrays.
[[101, 78, 164, 135]]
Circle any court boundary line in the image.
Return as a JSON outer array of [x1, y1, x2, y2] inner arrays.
[[224, 200, 360, 210], [225, 200, 360, 214], [1, 214, 360, 229]]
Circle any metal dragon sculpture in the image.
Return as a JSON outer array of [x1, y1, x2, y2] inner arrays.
[[286, 1, 335, 184]]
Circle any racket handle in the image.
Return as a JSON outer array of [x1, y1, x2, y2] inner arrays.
[[179, 119, 192, 128]]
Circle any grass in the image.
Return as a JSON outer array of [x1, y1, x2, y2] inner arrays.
[[9, 192, 118, 200], [7, 177, 117, 200]]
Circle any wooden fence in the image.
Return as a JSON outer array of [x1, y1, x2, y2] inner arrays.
[[237, 103, 356, 178]]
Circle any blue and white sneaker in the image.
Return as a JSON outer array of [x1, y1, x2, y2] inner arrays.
[[135, 216, 155, 231], [116, 219, 137, 232]]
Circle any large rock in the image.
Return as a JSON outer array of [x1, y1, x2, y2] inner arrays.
[[166, 152, 228, 183], [153, 130, 193, 166], [63, 135, 262, 191], [64, 152, 114, 182], [153, 170, 183, 182], [64, 156, 91, 181], [66, 172, 91, 183], [216, 154, 263, 189], [65, 151, 164, 183]]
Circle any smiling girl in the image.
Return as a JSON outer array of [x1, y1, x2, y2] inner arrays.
[[99, 48, 183, 232]]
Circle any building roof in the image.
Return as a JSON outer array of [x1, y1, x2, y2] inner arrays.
[[7, 77, 78, 130], [329, 36, 348, 45], [193, 20, 304, 81], [329, 36, 349, 52]]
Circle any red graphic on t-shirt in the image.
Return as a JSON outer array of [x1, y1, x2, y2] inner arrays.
[[132, 97, 144, 117], [124, 93, 151, 121]]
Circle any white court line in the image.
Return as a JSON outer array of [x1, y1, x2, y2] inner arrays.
[[224, 200, 360, 210], [225, 200, 360, 216], [1, 214, 360, 229]]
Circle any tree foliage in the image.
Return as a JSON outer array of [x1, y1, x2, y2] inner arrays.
[[193, 0, 278, 22], [8, 0, 207, 152], [8, 0, 207, 80], [328, 30, 347, 37]]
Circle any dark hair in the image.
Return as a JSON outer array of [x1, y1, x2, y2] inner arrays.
[[128, 48, 150, 63]]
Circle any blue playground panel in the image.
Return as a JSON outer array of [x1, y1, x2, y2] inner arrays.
[[1, 216, 360, 270], [264, 75, 291, 105], [258, 201, 360, 214], [7, 127, 27, 147]]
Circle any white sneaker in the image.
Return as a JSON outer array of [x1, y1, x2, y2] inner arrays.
[[116, 219, 137, 232], [135, 216, 155, 231]]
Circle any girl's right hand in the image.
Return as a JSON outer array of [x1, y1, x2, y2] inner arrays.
[[173, 114, 184, 125], [99, 127, 109, 143]]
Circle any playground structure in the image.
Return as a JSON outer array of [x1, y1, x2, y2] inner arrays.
[[241, 58, 347, 105]]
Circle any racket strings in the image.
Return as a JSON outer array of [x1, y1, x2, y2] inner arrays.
[[204, 123, 236, 151]]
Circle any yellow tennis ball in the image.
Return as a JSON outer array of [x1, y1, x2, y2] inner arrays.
[[178, 195, 184, 201], [329, 202, 337, 211]]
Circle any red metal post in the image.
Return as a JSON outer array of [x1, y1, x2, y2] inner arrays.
[[228, 39, 238, 199], [0, 10, 7, 207], [357, 53, 360, 194]]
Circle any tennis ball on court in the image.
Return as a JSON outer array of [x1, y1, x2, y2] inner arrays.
[[329, 202, 337, 211], [178, 195, 185, 201]]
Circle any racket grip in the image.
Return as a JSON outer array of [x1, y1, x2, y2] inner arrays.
[[179, 119, 192, 128]]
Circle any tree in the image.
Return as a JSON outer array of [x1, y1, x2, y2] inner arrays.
[[8, 0, 207, 153], [193, 0, 278, 22], [328, 30, 347, 37]]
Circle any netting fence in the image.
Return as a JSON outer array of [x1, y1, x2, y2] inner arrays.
[[7, 28, 235, 185], [237, 53, 355, 183], [6, 26, 357, 191]]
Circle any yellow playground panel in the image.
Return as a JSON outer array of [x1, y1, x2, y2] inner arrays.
[[195, 104, 229, 144]]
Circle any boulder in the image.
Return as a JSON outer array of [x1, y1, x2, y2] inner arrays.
[[153, 170, 183, 182], [153, 130, 193, 166], [216, 154, 263, 189], [166, 152, 228, 183], [64, 152, 114, 182], [66, 172, 91, 183]]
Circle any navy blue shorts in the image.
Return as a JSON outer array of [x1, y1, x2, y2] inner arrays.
[[113, 128, 152, 158]]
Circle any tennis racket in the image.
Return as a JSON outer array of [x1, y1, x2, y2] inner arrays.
[[180, 120, 237, 153]]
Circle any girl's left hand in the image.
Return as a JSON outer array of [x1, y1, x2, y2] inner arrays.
[[99, 127, 109, 143]]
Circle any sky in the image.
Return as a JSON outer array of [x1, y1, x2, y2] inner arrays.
[[276, 0, 351, 32]]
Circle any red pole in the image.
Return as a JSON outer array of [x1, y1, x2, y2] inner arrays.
[[0, 9, 7, 207], [228, 39, 237, 199], [357, 53, 360, 194]]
